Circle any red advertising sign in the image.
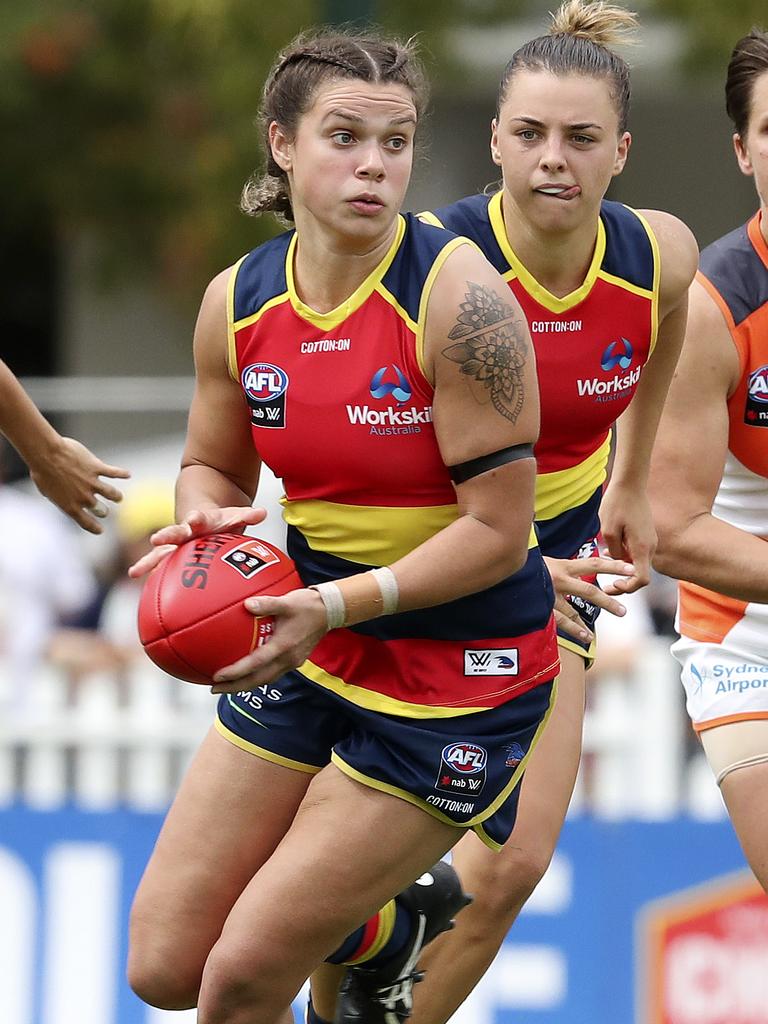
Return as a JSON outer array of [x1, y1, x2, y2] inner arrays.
[[638, 870, 768, 1024]]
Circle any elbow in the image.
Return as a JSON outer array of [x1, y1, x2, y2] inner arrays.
[[502, 535, 531, 578], [651, 517, 683, 580]]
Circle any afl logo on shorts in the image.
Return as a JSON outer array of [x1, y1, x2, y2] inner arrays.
[[744, 365, 768, 427], [242, 363, 289, 429], [436, 742, 487, 795]]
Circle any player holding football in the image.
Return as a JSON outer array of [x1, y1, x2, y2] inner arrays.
[[127, 27, 559, 1024]]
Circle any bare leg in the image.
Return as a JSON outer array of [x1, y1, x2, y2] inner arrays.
[[197, 763, 458, 1024], [128, 726, 315, 1009], [720, 760, 768, 889], [409, 649, 586, 1024]]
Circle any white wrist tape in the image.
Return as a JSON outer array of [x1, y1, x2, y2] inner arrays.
[[310, 581, 346, 630], [370, 566, 399, 616]]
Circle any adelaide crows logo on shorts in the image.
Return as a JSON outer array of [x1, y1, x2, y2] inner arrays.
[[745, 365, 768, 427], [222, 539, 280, 579], [436, 742, 487, 795], [242, 362, 289, 428]]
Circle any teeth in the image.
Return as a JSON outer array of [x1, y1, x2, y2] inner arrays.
[[537, 186, 567, 194]]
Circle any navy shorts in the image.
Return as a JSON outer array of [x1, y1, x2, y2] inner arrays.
[[216, 673, 556, 851]]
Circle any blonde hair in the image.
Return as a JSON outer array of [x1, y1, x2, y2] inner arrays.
[[496, 0, 638, 132]]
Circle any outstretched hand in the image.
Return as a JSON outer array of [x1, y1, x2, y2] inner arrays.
[[29, 436, 131, 534], [544, 555, 632, 643], [127, 505, 267, 578]]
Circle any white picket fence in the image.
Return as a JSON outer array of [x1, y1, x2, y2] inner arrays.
[[0, 636, 726, 820]]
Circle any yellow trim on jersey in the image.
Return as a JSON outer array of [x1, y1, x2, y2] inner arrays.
[[488, 191, 607, 314], [214, 716, 322, 774], [534, 435, 611, 521], [631, 206, 661, 357], [417, 210, 444, 228], [414, 237, 478, 377], [232, 292, 292, 333], [331, 677, 557, 852], [283, 496, 539, 566], [298, 659, 490, 718], [375, 284, 419, 336], [227, 255, 248, 382], [282, 497, 456, 565], [596, 271, 653, 300], [284, 216, 406, 330]]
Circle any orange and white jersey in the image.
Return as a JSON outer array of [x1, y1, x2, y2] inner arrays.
[[674, 212, 768, 731]]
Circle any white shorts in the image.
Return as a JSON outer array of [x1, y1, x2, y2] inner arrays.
[[672, 633, 768, 731]]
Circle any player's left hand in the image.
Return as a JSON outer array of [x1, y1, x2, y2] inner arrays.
[[30, 436, 131, 534], [598, 484, 657, 594], [210, 589, 329, 691]]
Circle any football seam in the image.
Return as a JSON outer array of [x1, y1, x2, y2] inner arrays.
[[152, 562, 301, 639]]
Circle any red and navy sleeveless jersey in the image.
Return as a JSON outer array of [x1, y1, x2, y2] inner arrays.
[[678, 212, 768, 647], [422, 193, 660, 557], [228, 213, 558, 718]]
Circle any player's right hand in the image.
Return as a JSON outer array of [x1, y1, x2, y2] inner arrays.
[[544, 555, 632, 643], [127, 505, 266, 578]]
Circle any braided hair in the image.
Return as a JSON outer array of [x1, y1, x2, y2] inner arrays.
[[242, 29, 427, 223]]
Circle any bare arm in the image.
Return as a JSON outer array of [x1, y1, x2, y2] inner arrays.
[[650, 276, 768, 601], [600, 210, 699, 591], [0, 360, 129, 533]]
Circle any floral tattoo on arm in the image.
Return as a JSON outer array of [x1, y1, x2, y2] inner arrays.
[[442, 282, 528, 423]]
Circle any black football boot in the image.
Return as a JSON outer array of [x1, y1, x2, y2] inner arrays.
[[334, 860, 472, 1024]]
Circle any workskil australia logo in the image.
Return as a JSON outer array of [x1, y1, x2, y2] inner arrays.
[[577, 338, 640, 402], [347, 364, 432, 436]]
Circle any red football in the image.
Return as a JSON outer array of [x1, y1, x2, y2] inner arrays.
[[138, 532, 302, 684]]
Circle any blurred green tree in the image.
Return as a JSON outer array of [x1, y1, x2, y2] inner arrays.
[[651, 0, 766, 70], [0, 0, 514, 299]]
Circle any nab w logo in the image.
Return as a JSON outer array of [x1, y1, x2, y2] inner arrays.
[[464, 648, 519, 676]]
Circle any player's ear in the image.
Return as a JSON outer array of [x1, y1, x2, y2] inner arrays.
[[733, 132, 754, 177], [490, 118, 502, 167], [269, 120, 293, 173]]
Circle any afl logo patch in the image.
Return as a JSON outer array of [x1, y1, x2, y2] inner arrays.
[[241, 363, 289, 428], [436, 742, 487, 795], [744, 365, 768, 427]]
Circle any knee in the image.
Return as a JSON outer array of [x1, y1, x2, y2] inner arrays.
[[462, 844, 553, 927], [199, 944, 290, 1020], [127, 933, 201, 1010]]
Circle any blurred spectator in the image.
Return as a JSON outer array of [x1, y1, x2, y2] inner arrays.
[[47, 481, 175, 689], [0, 441, 97, 714]]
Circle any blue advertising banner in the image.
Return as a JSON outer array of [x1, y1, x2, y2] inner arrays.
[[0, 808, 750, 1024]]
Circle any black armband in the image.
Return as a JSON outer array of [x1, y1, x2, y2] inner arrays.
[[448, 443, 535, 485]]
